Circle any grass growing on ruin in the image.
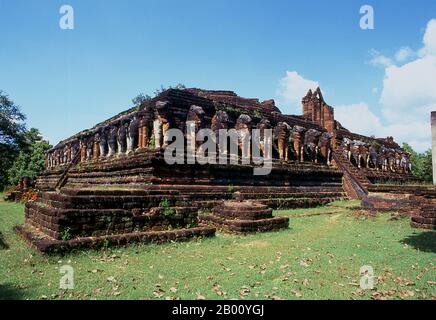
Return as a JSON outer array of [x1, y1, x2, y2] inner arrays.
[[0, 194, 435, 300]]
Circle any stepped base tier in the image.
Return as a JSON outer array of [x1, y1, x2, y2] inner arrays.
[[200, 200, 289, 233], [15, 87, 428, 253]]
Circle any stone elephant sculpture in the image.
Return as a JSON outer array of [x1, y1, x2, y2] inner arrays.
[[236, 114, 253, 160], [256, 119, 272, 160], [186, 105, 206, 152], [350, 140, 367, 168], [292, 125, 307, 162], [303, 129, 322, 163], [368, 143, 380, 170], [342, 137, 352, 161], [211, 110, 231, 157], [154, 101, 171, 149], [117, 119, 129, 155], [317, 132, 333, 165], [274, 122, 292, 161], [107, 124, 119, 157]]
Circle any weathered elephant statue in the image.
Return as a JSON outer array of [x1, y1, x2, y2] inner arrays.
[[386, 148, 396, 172], [186, 105, 206, 152], [107, 124, 118, 157], [368, 143, 379, 170], [137, 107, 152, 150], [127, 115, 140, 153], [236, 114, 252, 161], [256, 119, 272, 160], [303, 129, 322, 163], [86, 136, 94, 160], [318, 132, 333, 165], [274, 122, 292, 161], [377, 146, 387, 171], [211, 110, 231, 157], [291, 125, 306, 162], [117, 119, 128, 155], [154, 101, 171, 149], [92, 132, 101, 160], [98, 128, 108, 158], [350, 140, 367, 168], [342, 137, 352, 161], [400, 152, 411, 173]]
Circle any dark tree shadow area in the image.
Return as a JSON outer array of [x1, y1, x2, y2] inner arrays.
[[0, 231, 8, 249], [0, 284, 25, 300], [401, 231, 436, 253]]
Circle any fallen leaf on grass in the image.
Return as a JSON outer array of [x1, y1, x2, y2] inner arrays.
[[291, 289, 302, 298]]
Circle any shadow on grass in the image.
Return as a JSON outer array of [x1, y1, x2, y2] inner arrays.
[[0, 231, 8, 249], [0, 284, 25, 300], [401, 231, 436, 253]]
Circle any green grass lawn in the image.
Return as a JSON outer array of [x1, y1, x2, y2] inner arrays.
[[0, 194, 435, 300]]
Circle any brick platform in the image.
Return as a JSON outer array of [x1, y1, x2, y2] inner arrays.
[[15, 87, 421, 253]]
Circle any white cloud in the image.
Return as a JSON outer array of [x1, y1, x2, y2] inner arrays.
[[394, 46, 415, 62], [334, 103, 431, 152], [335, 103, 383, 137], [277, 71, 319, 114], [420, 19, 436, 56], [369, 49, 393, 67], [377, 19, 436, 151], [380, 55, 436, 124]]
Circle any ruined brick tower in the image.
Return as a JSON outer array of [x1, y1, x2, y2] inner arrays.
[[302, 87, 335, 133]]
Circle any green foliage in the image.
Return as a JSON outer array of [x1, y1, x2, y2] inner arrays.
[[132, 84, 187, 107], [402, 143, 433, 182], [7, 128, 52, 186], [131, 93, 152, 106], [227, 184, 235, 193], [253, 110, 262, 119], [0, 91, 26, 190], [148, 134, 156, 150], [153, 84, 186, 96], [60, 227, 72, 241], [159, 198, 175, 217]]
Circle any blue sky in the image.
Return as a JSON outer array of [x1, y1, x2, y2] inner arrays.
[[1, 0, 435, 151]]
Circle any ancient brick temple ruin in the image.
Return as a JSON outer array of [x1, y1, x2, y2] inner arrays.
[[15, 87, 434, 253]]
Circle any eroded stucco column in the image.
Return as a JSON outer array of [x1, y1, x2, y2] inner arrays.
[[431, 112, 436, 184]]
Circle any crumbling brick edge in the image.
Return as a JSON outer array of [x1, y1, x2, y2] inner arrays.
[[14, 224, 216, 254]]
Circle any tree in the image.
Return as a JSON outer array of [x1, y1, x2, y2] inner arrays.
[[7, 128, 51, 186], [402, 143, 433, 182], [153, 83, 186, 96], [132, 93, 152, 106], [132, 84, 186, 106], [0, 91, 26, 190]]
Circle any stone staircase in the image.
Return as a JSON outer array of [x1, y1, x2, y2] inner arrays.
[[332, 146, 370, 199]]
